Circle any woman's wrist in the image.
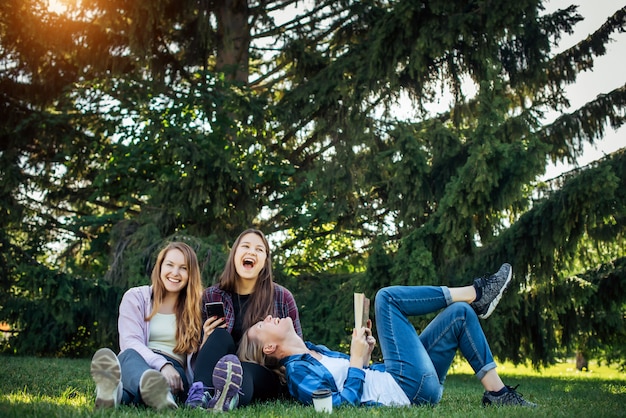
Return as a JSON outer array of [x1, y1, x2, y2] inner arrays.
[[349, 358, 363, 368]]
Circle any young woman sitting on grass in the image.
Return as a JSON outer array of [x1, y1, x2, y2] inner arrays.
[[89, 241, 242, 411], [185, 228, 302, 409], [239, 263, 537, 408]]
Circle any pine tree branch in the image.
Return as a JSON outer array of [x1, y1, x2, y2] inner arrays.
[[539, 84, 626, 163], [548, 6, 626, 86]]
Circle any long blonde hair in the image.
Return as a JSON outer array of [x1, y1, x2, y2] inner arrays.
[[146, 241, 203, 354], [238, 329, 285, 383]]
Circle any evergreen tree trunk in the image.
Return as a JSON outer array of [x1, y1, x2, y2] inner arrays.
[[215, 0, 250, 82]]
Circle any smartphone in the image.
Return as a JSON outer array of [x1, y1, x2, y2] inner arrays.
[[205, 302, 225, 318]]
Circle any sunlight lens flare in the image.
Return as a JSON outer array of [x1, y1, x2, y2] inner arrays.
[[47, 0, 70, 14]]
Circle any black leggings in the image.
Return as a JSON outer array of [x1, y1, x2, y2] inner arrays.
[[193, 329, 287, 405]]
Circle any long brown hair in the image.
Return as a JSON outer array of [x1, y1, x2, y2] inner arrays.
[[218, 229, 275, 332], [147, 241, 203, 354]]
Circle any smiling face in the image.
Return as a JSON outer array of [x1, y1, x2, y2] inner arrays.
[[247, 315, 294, 351], [234, 232, 268, 283], [159, 248, 189, 296]]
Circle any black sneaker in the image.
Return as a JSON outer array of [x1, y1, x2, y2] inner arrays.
[[482, 385, 537, 407], [470, 263, 512, 319]]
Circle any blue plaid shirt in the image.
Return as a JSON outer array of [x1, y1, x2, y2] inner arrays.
[[281, 341, 386, 407]]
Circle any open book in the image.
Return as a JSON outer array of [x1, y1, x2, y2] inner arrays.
[[354, 293, 370, 329]]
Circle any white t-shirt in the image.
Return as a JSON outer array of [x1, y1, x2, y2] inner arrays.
[[318, 354, 411, 406]]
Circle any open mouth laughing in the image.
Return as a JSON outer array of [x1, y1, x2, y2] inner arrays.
[[242, 257, 256, 269]]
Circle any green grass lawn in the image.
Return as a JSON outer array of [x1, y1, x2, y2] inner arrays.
[[0, 355, 624, 417]]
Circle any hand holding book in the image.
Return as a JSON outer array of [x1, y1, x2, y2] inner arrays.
[[349, 326, 373, 368], [353, 293, 375, 366]]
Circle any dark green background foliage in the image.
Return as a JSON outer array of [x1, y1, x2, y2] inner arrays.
[[0, 0, 625, 369]]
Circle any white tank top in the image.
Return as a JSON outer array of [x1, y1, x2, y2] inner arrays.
[[148, 313, 185, 366]]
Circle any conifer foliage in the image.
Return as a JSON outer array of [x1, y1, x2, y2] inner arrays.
[[0, 1, 624, 367]]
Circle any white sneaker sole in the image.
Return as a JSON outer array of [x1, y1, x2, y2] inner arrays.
[[140, 370, 178, 410], [480, 265, 512, 319], [90, 348, 121, 408]]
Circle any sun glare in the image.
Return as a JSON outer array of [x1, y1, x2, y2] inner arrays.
[[47, 0, 69, 14]]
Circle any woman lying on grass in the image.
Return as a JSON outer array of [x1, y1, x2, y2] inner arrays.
[[239, 263, 537, 408]]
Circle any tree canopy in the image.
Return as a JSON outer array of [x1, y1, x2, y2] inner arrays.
[[1, 0, 624, 368]]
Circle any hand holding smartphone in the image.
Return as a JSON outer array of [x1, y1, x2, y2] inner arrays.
[[205, 302, 225, 318]]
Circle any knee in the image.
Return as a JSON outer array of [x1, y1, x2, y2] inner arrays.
[[447, 303, 480, 328], [118, 348, 140, 362], [375, 287, 386, 306], [374, 286, 395, 317], [374, 286, 397, 307], [461, 301, 480, 321], [203, 328, 236, 353], [451, 301, 474, 317]]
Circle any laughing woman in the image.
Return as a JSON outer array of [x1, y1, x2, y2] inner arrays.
[[185, 228, 302, 409]]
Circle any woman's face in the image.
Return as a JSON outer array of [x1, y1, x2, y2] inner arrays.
[[234, 232, 268, 282], [159, 248, 189, 295], [248, 315, 293, 347]]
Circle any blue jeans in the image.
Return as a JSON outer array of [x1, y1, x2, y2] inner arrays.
[[118, 348, 189, 405], [374, 286, 497, 405]]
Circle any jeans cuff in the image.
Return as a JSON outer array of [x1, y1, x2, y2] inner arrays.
[[441, 286, 453, 305], [475, 361, 497, 380]]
